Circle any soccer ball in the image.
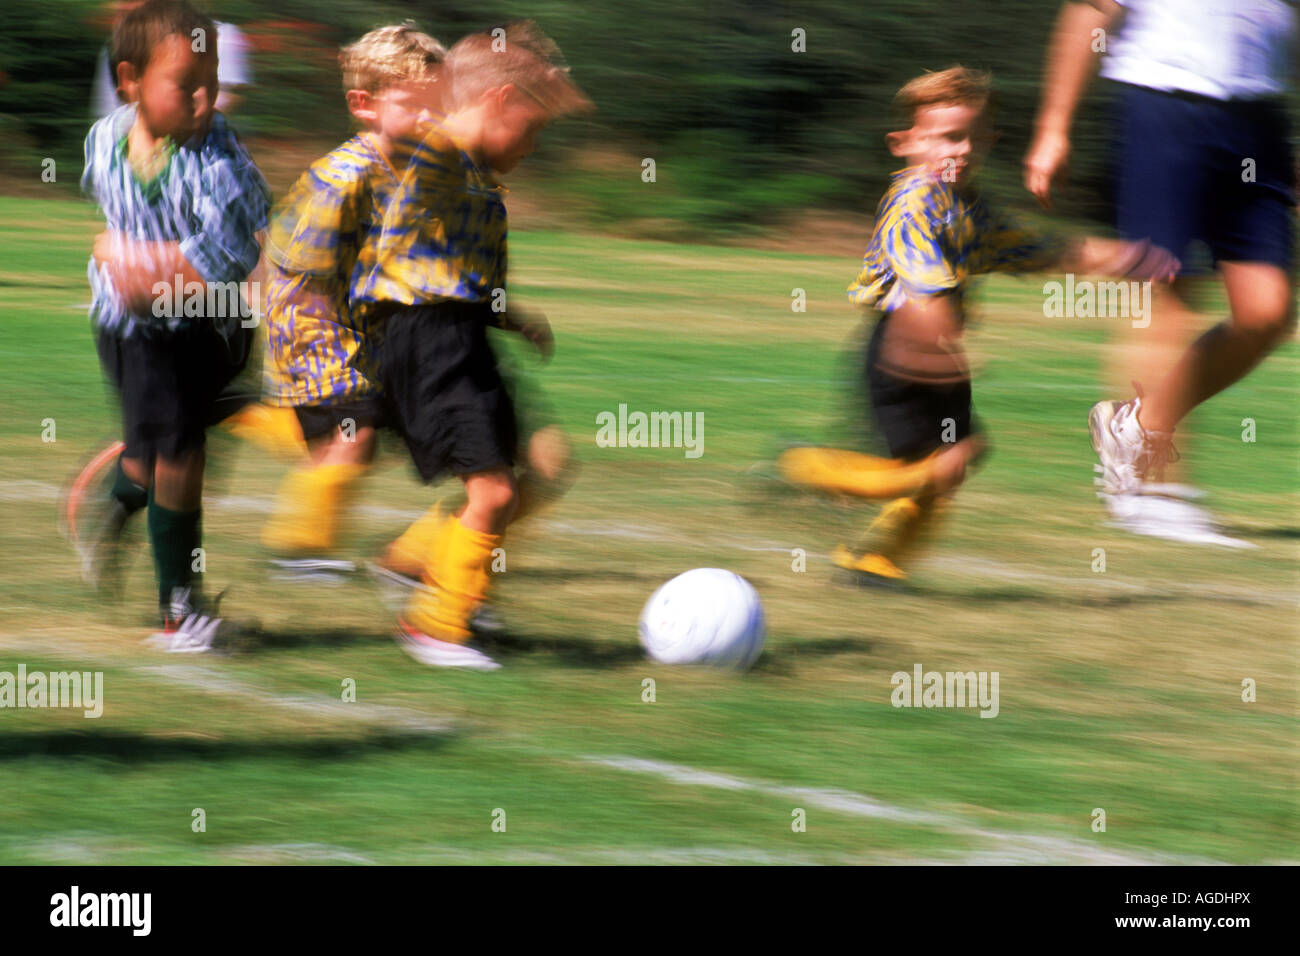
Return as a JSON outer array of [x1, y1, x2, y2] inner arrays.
[[638, 568, 766, 669]]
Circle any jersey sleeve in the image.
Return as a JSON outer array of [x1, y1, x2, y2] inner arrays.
[[970, 206, 1065, 275], [179, 129, 270, 284]]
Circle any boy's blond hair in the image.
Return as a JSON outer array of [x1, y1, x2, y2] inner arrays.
[[894, 66, 993, 124], [445, 20, 591, 116], [340, 22, 446, 94]]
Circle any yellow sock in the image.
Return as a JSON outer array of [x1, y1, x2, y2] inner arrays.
[[222, 403, 307, 460], [404, 517, 500, 643], [384, 502, 449, 576], [835, 496, 947, 578], [261, 462, 368, 555], [778, 447, 939, 500]]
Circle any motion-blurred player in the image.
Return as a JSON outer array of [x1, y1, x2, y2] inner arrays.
[[1025, 0, 1296, 546], [780, 66, 1177, 584]]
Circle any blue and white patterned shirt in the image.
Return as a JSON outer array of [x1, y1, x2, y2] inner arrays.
[[82, 104, 270, 339]]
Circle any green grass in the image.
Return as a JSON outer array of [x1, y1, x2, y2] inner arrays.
[[0, 194, 1295, 864]]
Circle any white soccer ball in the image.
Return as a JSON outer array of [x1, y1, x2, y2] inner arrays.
[[638, 568, 766, 669]]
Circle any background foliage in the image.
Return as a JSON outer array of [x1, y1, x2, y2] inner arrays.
[[4, 0, 1284, 234]]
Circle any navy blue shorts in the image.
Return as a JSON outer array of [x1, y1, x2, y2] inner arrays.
[[1114, 82, 1295, 273]]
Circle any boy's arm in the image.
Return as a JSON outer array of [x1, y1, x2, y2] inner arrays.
[[93, 233, 206, 312], [498, 304, 554, 361], [1053, 236, 1180, 281], [1024, 0, 1124, 208], [96, 151, 271, 314]]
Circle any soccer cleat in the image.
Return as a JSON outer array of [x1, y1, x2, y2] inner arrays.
[[268, 556, 358, 585], [144, 587, 230, 653], [62, 440, 134, 591], [831, 544, 908, 588], [1089, 395, 1180, 494], [395, 617, 501, 671], [1099, 492, 1256, 549], [368, 561, 506, 635]]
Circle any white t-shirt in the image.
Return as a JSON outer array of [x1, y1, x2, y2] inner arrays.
[[92, 21, 252, 118], [1101, 0, 1295, 100]]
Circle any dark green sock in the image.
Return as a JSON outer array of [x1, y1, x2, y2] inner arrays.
[[111, 458, 149, 514], [147, 498, 202, 609]]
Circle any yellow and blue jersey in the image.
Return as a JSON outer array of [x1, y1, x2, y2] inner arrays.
[[353, 124, 508, 310], [848, 166, 1062, 315], [262, 134, 399, 407]]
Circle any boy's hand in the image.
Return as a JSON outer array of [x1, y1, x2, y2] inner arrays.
[[93, 230, 157, 313], [1067, 237, 1180, 282], [502, 307, 555, 362], [1024, 129, 1070, 209], [93, 231, 204, 315], [1114, 239, 1180, 282]]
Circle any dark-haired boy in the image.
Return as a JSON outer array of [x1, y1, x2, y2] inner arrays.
[[80, 0, 269, 648]]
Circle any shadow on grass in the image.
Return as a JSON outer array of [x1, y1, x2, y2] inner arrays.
[[225, 626, 392, 653], [0, 728, 451, 762], [475, 630, 648, 667], [226, 621, 650, 668], [751, 635, 886, 675], [911, 586, 1286, 609], [1221, 525, 1300, 540]]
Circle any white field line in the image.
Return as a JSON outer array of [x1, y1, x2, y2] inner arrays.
[[5, 836, 1050, 865], [578, 755, 1209, 866], [2, 480, 1294, 608], [0, 633, 1217, 865]]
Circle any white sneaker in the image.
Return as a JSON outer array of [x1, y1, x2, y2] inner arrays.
[[143, 587, 227, 653], [1089, 398, 1145, 494], [268, 556, 358, 585], [1100, 492, 1256, 549], [396, 619, 501, 670]]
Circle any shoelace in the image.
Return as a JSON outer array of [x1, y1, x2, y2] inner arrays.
[[1139, 430, 1180, 482], [1127, 381, 1180, 482]]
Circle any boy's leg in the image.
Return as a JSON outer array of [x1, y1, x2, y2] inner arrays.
[[403, 468, 516, 642], [838, 313, 980, 581], [261, 411, 377, 562], [149, 446, 205, 615]]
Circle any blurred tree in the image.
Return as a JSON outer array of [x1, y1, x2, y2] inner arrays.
[[6, 0, 1290, 233]]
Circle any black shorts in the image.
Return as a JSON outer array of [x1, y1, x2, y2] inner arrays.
[[378, 302, 517, 483], [97, 323, 251, 461], [294, 394, 387, 443], [864, 316, 975, 462]]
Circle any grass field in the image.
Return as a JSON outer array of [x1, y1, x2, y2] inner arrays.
[[0, 194, 1295, 865]]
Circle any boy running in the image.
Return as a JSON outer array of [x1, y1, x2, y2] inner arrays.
[[259, 23, 446, 579], [79, 0, 269, 646], [779, 67, 1177, 584], [355, 21, 590, 669]]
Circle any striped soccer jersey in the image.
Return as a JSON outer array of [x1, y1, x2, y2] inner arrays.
[[262, 134, 401, 406], [848, 166, 1061, 315], [81, 104, 269, 340]]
